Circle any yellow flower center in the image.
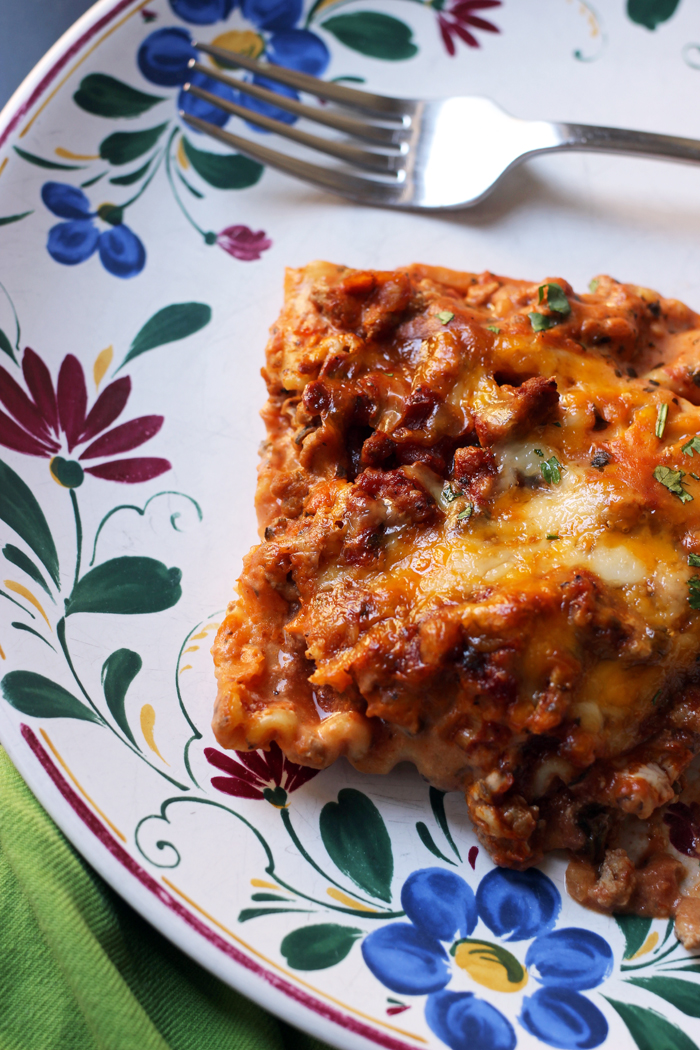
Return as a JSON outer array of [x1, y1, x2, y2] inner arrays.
[[210, 30, 265, 63], [453, 940, 529, 994]]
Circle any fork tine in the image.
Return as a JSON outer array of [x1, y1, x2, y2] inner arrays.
[[188, 60, 406, 146], [182, 82, 403, 174], [179, 112, 405, 206], [194, 41, 412, 118]]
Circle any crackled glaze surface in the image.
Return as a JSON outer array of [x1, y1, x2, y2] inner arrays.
[[3, 2, 700, 1048]]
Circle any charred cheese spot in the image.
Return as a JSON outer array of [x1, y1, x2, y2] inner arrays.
[[213, 262, 700, 916]]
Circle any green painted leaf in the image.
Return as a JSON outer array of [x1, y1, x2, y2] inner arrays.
[[101, 648, 142, 746], [429, 786, 461, 860], [615, 914, 652, 960], [0, 458, 59, 586], [668, 963, 700, 974], [99, 123, 168, 165], [1, 670, 100, 722], [176, 168, 204, 199], [416, 821, 455, 865], [321, 12, 418, 60], [0, 328, 16, 362], [10, 622, 55, 650], [626, 977, 700, 1017], [81, 172, 107, 188], [281, 923, 362, 970], [238, 907, 310, 922], [320, 788, 393, 902], [2, 544, 53, 598], [250, 893, 292, 902], [109, 160, 152, 186], [182, 137, 264, 190], [65, 556, 182, 616], [627, 0, 681, 30], [604, 998, 700, 1050], [13, 146, 85, 170], [119, 302, 212, 369], [0, 211, 33, 227], [73, 74, 165, 118]]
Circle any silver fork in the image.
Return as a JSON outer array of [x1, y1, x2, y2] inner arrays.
[[181, 42, 700, 210]]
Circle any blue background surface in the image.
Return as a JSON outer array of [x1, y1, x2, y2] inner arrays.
[[0, 0, 96, 109]]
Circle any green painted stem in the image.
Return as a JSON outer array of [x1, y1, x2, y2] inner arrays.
[[70, 489, 82, 593], [136, 797, 403, 919], [280, 807, 392, 910], [57, 617, 190, 791], [621, 937, 682, 972], [0, 589, 36, 619], [121, 145, 167, 210], [165, 130, 207, 238], [0, 278, 21, 356]]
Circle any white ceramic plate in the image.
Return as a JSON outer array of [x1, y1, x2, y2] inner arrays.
[[2, 2, 700, 1048]]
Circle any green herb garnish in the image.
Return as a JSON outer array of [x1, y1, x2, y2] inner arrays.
[[486, 325, 500, 333], [693, 473, 700, 481], [690, 554, 700, 567], [651, 690, 661, 706], [534, 449, 544, 457], [443, 485, 459, 504], [385, 372, 394, 377], [689, 576, 700, 610], [682, 436, 700, 456], [530, 284, 571, 332], [546, 534, 559, 540], [653, 465, 693, 503], [457, 503, 474, 521], [589, 278, 600, 293], [655, 402, 668, 439], [437, 310, 454, 324], [540, 456, 562, 485]]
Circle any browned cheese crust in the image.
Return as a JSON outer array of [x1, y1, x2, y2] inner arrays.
[[213, 261, 700, 920]]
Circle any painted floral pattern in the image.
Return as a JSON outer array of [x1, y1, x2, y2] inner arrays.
[[0, 345, 169, 483], [205, 742, 319, 804], [362, 867, 611, 1050]]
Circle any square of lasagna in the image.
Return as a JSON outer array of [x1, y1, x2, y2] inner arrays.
[[213, 261, 700, 929]]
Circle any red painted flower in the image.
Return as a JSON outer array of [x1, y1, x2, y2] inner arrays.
[[0, 348, 170, 485], [435, 0, 501, 56], [205, 743, 319, 805], [217, 225, 272, 262]]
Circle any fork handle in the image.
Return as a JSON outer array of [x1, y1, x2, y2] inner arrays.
[[551, 122, 700, 165]]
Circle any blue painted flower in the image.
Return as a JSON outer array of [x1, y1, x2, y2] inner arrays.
[[362, 866, 613, 1050], [137, 0, 329, 131], [41, 183, 146, 278]]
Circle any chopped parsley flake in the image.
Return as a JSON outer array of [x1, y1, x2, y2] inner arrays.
[[689, 576, 700, 610], [689, 554, 700, 567], [651, 690, 661, 706], [443, 485, 459, 503], [457, 503, 474, 521], [682, 436, 700, 456], [655, 402, 668, 439], [385, 372, 394, 377], [529, 312, 559, 332], [589, 278, 600, 293], [653, 464, 693, 503], [693, 473, 700, 481], [437, 310, 454, 324], [546, 534, 559, 540], [534, 449, 544, 457], [530, 284, 571, 332], [540, 456, 562, 485], [486, 325, 500, 333]]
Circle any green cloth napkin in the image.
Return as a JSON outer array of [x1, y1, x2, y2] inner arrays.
[[0, 747, 332, 1050]]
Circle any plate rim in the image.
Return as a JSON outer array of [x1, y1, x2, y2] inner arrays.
[[0, 6, 418, 1047]]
